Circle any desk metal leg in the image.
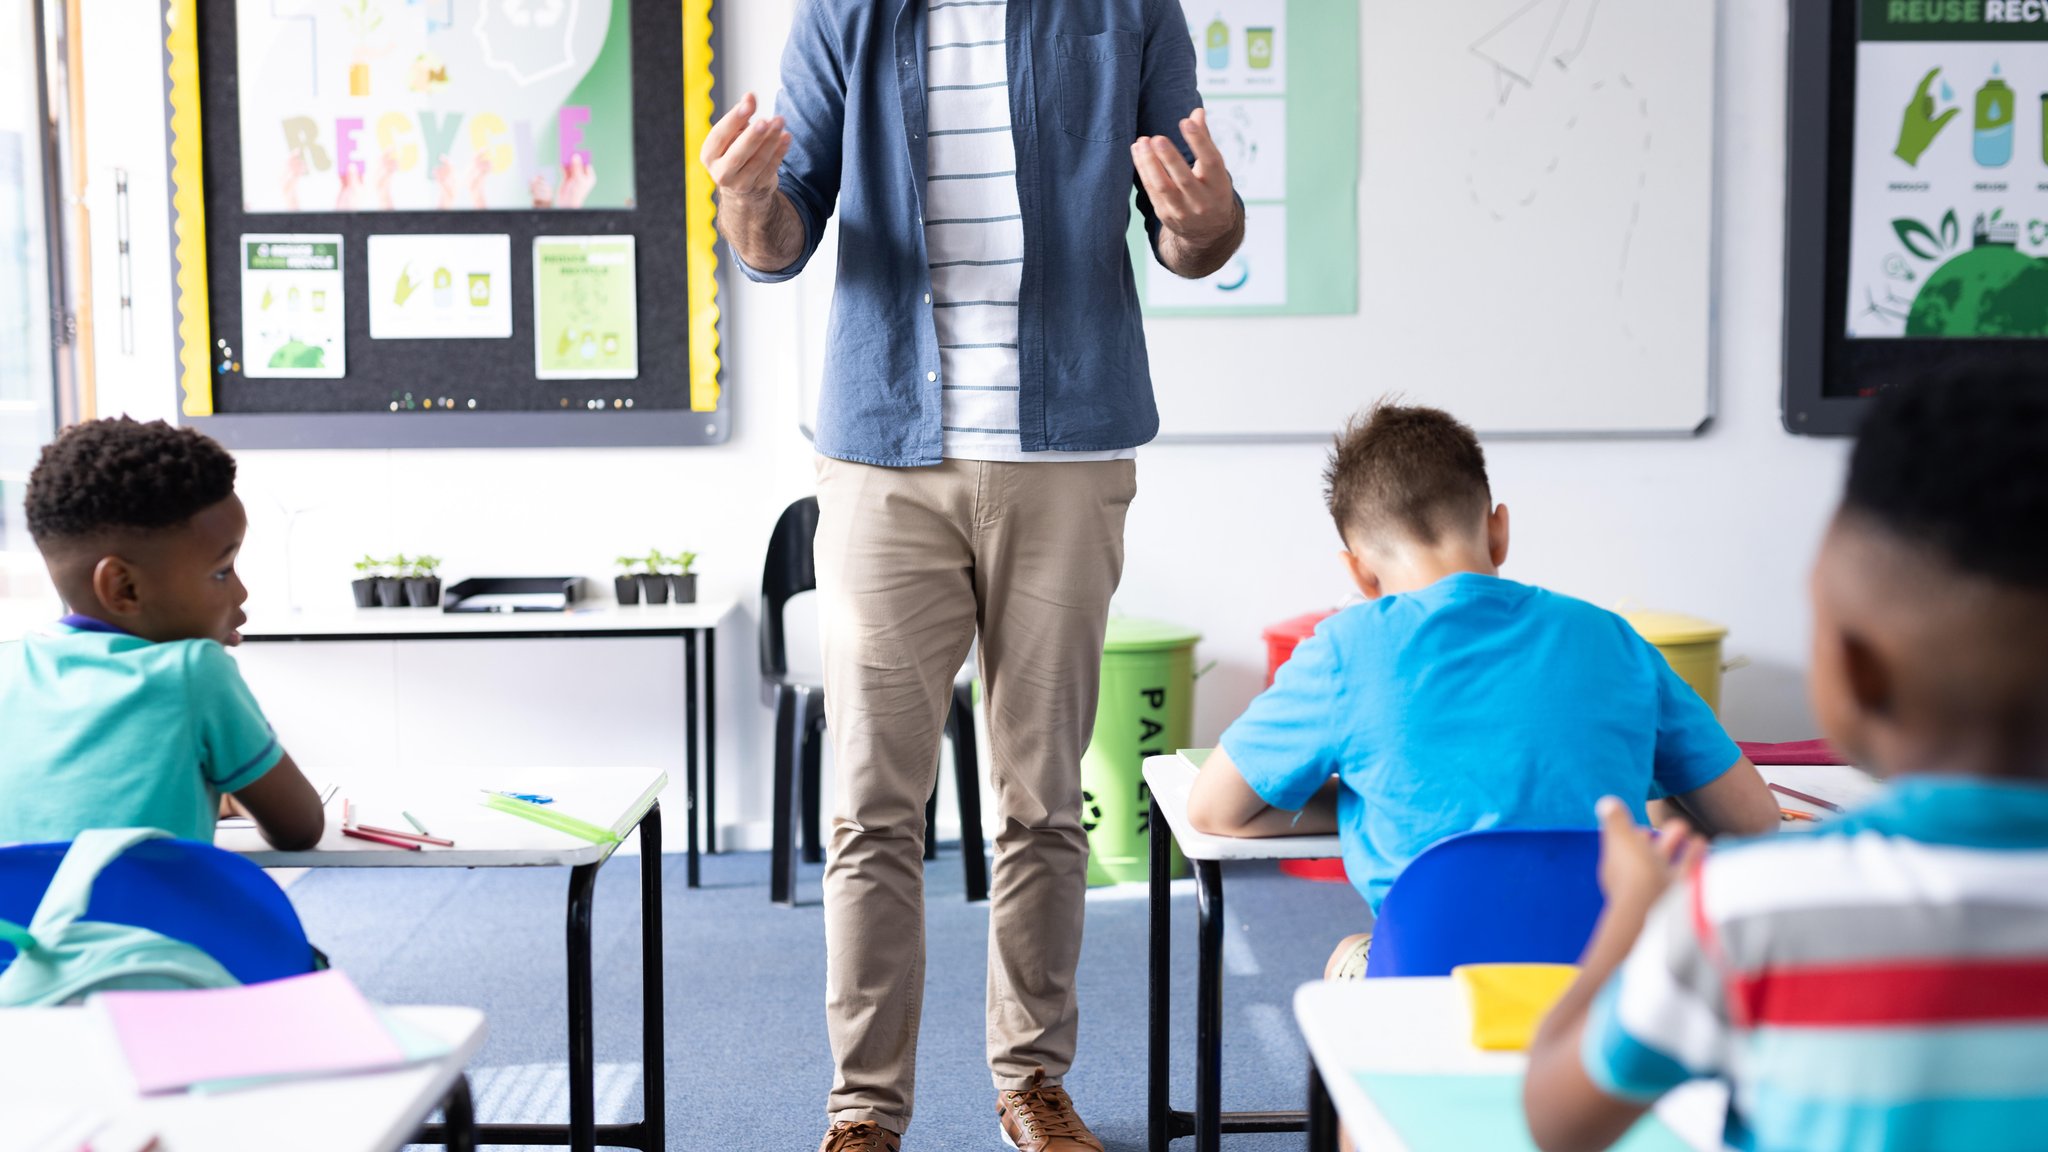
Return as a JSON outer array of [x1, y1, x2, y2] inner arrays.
[[1149, 798, 1173, 1152], [1195, 858, 1224, 1152], [567, 861, 599, 1152], [637, 803, 666, 1151], [704, 628, 717, 855], [1308, 1055, 1339, 1152], [684, 631, 701, 889], [444, 1074, 477, 1152]]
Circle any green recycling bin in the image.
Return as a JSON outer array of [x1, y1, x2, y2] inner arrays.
[[1081, 617, 1200, 886]]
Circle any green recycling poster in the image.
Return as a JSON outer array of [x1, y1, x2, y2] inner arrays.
[[533, 235, 638, 379], [1129, 0, 1360, 316], [1848, 0, 2048, 337]]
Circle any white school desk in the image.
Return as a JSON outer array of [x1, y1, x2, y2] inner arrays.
[[237, 598, 733, 888], [1294, 979, 1725, 1152], [1143, 753, 1344, 1152], [218, 766, 666, 1152], [1141, 754, 1879, 1152], [2, 1004, 486, 1152]]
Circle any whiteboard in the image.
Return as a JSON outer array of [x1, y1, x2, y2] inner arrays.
[[794, 0, 1717, 442]]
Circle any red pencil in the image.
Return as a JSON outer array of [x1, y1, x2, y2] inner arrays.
[[357, 822, 455, 848], [342, 825, 423, 851], [1768, 782, 1845, 813]]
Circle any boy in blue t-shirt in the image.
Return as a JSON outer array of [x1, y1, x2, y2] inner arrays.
[[1188, 403, 1778, 975], [0, 418, 323, 849]]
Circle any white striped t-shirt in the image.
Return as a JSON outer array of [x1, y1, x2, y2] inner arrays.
[[925, 0, 1134, 462]]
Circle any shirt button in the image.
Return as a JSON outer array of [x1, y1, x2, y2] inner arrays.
[[903, 57, 912, 66], [924, 293, 931, 304], [927, 371, 938, 382]]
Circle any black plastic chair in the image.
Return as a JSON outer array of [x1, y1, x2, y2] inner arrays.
[[761, 497, 988, 906]]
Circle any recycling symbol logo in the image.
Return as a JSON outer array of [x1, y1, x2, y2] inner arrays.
[[475, 0, 580, 85]]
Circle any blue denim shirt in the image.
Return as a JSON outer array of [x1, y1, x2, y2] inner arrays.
[[739, 0, 1207, 466]]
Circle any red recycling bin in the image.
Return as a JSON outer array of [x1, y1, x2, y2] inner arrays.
[[1262, 610, 1348, 883]]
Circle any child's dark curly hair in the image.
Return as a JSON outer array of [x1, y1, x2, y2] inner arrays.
[[1848, 371, 2048, 591], [26, 417, 238, 543]]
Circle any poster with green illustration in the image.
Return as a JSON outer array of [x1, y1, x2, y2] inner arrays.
[[236, 0, 636, 213], [1128, 0, 1359, 316], [533, 235, 638, 379], [1845, 0, 2048, 337], [239, 234, 345, 378]]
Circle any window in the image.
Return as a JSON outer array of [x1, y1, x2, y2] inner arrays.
[[0, 0, 83, 601]]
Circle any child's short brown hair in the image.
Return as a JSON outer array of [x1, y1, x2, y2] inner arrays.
[[1324, 402, 1491, 551]]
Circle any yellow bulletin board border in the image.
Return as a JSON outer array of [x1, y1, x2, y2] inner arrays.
[[161, 0, 726, 440], [682, 0, 722, 414], [164, 0, 210, 418]]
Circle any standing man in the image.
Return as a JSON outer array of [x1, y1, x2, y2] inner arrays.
[[703, 1, 1241, 1148]]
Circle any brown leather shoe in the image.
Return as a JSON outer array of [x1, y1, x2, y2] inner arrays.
[[818, 1120, 900, 1152], [996, 1071, 1105, 1152]]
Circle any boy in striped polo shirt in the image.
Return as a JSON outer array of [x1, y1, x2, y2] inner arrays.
[[1526, 372, 2048, 1152]]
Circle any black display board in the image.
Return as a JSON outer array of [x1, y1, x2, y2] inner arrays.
[[171, 0, 727, 449], [1786, 0, 2048, 436]]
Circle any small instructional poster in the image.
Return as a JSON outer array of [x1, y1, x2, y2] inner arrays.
[[532, 235, 638, 379], [239, 234, 345, 378], [366, 233, 513, 340], [1132, 0, 1359, 316]]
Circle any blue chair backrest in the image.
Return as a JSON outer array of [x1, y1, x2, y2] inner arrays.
[[0, 839, 317, 985], [1365, 828, 1604, 978]]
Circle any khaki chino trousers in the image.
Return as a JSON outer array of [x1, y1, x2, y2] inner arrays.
[[813, 455, 1137, 1134]]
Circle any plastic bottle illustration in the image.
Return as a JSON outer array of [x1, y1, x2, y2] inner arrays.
[[1205, 15, 1228, 70], [433, 267, 453, 308], [1976, 65, 2013, 168]]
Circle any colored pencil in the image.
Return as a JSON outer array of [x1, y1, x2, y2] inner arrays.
[[357, 822, 455, 848], [1768, 782, 1844, 813], [402, 810, 431, 836], [342, 825, 423, 851]]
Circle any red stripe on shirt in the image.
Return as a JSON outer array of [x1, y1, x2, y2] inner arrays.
[[1735, 959, 2048, 1026]]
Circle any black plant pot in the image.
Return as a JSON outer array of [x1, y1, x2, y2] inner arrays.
[[405, 577, 442, 608], [669, 573, 698, 604], [351, 578, 378, 608], [637, 573, 670, 604], [614, 574, 641, 605], [374, 577, 405, 608]]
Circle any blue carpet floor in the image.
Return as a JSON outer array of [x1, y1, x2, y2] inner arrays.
[[285, 845, 1366, 1151]]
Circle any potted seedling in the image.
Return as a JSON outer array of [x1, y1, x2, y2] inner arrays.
[[667, 550, 699, 605], [404, 554, 443, 608], [351, 554, 382, 608], [636, 550, 670, 605], [614, 555, 643, 605], [376, 554, 408, 607]]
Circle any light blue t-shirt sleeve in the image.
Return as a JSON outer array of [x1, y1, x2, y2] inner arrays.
[[1646, 645, 1740, 799], [1218, 627, 1350, 811], [183, 642, 284, 794]]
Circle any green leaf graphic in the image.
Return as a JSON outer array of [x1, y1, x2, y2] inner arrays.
[[1941, 210, 1959, 250], [1894, 218, 1941, 261]]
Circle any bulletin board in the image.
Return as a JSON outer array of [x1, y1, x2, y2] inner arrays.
[[161, 0, 727, 449], [1785, 0, 2048, 436]]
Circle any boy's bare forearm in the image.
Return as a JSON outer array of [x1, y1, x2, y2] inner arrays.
[[719, 188, 807, 275]]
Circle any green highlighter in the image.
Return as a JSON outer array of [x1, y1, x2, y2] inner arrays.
[[480, 791, 620, 845]]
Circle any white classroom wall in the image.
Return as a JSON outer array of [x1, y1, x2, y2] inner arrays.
[[68, 0, 1842, 849]]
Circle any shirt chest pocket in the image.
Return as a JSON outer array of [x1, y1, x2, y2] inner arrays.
[[1056, 31, 1142, 143]]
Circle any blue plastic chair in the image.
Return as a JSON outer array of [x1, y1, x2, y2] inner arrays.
[[1364, 828, 1604, 978], [0, 838, 318, 984]]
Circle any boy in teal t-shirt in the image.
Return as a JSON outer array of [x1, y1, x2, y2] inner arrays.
[[1187, 403, 1780, 975], [0, 418, 323, 849]]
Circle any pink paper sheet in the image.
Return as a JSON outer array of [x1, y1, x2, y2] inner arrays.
[[98, 969, 404, 1094]]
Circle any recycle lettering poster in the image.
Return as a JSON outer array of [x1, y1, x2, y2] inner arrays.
[[1847, 0, 2048, 337], [236, 0, 635, 213]]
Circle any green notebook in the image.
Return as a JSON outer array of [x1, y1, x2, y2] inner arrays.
[[1355, 1074, 1697, 1151]]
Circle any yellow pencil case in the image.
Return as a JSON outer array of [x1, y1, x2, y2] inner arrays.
[[1451, 963, 1581, 1051]]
